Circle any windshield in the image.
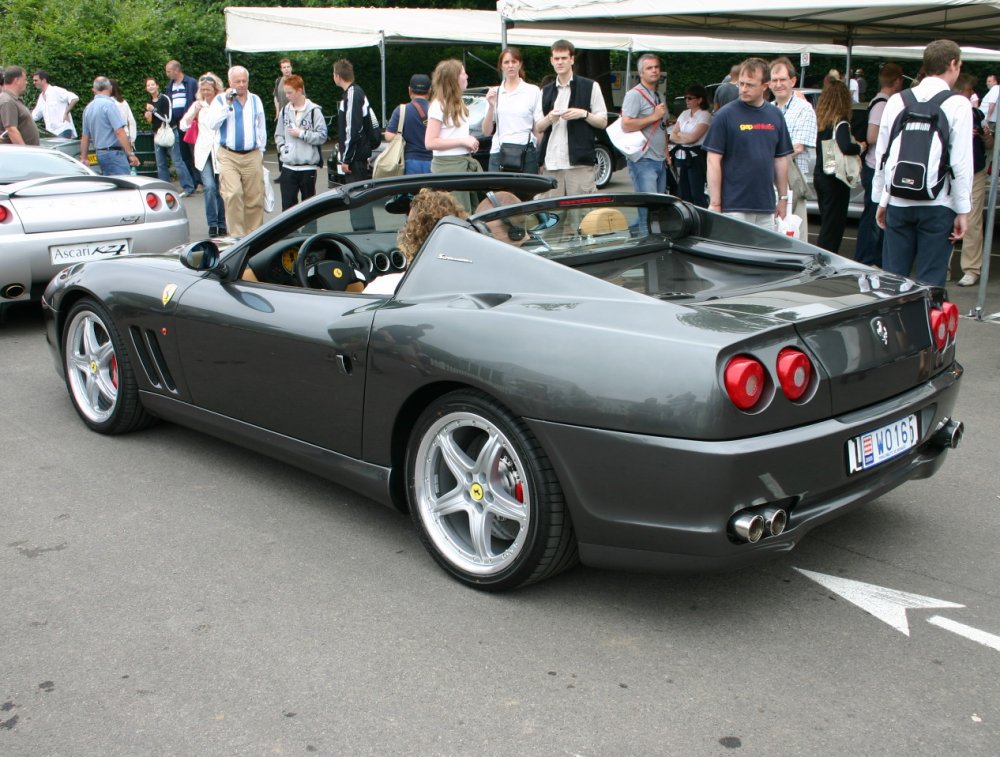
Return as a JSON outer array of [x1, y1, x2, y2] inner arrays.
[[471, 196, 700, 259], [0, 151, 92, 184]]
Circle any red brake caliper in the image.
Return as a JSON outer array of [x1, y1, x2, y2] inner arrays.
[[514, 482, 524, 503], [110, 355, 119, 389]]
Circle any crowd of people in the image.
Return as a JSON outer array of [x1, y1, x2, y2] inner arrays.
[[1, 35, 995, 288]]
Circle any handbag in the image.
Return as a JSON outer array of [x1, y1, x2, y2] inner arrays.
[[154, 121, 175, 148], [787, 154, 813, 202], [822, 121, 861, 189], [605, 117, 647, 161], [498, 142, 529, 172], [372, 103, 406, 179], [182, 117, 199, 145]]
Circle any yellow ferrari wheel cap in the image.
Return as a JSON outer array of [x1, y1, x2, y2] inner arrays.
[[470, 483, 484, 501]]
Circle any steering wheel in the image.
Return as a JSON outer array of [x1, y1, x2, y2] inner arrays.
[[294, 232, 366, 291]]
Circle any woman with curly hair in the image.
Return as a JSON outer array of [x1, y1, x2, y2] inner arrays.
[[364, 189, 469, 294], [425, 59, 481, 212], [814, 80, 861, 253]]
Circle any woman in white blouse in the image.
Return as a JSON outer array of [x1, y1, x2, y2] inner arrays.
[[425, 58, 480, 213], [109, 79, 137, 149], [180, 73, 227, 237], [669, 84, 712, 208], [482, 47, 542, 174]]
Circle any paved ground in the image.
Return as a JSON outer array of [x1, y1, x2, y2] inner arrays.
[[2, 168, 1000, 755]]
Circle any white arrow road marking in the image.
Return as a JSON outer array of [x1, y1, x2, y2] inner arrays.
[[927, 616, 1000, 652], [795, 568, 964, 636]]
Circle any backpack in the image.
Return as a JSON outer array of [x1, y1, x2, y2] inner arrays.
[[852, 92, 888, 145], [881, 89, 954, 201]]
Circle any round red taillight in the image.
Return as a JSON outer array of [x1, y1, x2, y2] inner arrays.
[[0, 205, 9, 223], [724, 355, 766, 410], [942, 301, 959, 339], [145, 193, 160, 210], [776, 347, 813, 401], [929, 308, 947, 349]]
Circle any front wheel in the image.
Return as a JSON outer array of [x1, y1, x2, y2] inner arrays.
[[63, 299, 153, 434], [406, 390, 577, 591], [594, 144, 614, 189]]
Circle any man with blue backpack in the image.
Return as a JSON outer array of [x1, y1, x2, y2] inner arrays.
[[873, 39, 973, 287]]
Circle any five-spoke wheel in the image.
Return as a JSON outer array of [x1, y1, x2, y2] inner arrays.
[[63, 299, 151, 434], [407, 390, 577, 590]]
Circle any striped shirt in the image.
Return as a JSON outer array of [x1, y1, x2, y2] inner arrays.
[[207, 91, 266, 152]]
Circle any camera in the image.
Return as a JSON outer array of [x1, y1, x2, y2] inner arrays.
[[225, 89, 237, 103]]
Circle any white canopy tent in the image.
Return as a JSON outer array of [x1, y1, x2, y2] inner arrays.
[[500, 0, 1000, 315]]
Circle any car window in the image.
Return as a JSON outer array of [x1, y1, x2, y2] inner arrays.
[[0, 151, 91, 183]]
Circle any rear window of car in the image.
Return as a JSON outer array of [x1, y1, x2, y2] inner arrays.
[[0, 151, 91, 184]]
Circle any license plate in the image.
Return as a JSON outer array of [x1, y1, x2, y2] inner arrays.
[[50, 239, 131, 265], [847, 414, 919, 474]]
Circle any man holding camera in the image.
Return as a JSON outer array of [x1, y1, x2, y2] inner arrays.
[[206, 65, 267, 237]]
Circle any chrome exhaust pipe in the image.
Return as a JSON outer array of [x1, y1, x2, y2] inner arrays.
[[1, 283, 26, 299], [931, 419, 964, 449], [730, 512, 765, 543], [760, 507, 787, 537]]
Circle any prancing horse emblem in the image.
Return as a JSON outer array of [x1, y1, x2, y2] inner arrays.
[[871, 317, 890, 348], [162, 283, 178, 306]]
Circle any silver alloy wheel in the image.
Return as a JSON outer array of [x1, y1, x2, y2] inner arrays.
[[65, 309, 119, 424], [413, 411, 530, 577], [594, 145, 613, 188]]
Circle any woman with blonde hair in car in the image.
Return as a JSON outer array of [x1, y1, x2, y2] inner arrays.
[[425, 59, 481, 213], [364, 189, 469, 295]]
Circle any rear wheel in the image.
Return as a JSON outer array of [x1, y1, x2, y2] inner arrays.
[[63, 299, 153, 434], [406, 390, 577, 590], [594, 144, 614, 189]]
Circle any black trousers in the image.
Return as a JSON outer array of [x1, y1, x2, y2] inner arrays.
[[814, 170, 851, 253], [278, 169, 317, 211]]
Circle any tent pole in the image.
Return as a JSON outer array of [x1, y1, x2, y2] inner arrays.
[[380, 33, 387, 125], [625, 47, 632, 92], [973, 123, 999, 319], [501, 16, 508, 49]]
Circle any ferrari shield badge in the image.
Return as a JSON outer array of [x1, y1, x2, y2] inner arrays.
[[161, 283, 178, 306]]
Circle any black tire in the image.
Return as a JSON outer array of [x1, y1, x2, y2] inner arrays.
[[406, 390, 578, 591], [594, 144, 614, 189], [62, 298, 154, 434]]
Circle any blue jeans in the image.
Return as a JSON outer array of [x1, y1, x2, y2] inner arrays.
[[154, 128, 196, 192], [95, 149, 130, 177], [200, 164, 226, 229], [404, 158, 432, 175], [855, 163, 883, 266], [882, 204, 954, 287], [56, 128, 74, 138], [628, 157, 667, 231]]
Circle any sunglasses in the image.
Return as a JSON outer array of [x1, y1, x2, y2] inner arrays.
[[199, 76, 216, 84]]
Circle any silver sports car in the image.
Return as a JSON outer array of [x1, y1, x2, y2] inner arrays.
[[0, 145, 188, 321]]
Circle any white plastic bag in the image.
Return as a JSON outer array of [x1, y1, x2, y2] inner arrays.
[[262, 166, 275, 213]]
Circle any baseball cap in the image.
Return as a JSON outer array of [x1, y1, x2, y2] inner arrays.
[[409, 74, 430, 94]]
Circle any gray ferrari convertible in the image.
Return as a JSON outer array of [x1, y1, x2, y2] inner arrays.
[[42, 173, 963, 590]]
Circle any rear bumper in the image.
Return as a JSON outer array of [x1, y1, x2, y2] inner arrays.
[[527, 362, 962, 573], [0, 219, 188, 305]]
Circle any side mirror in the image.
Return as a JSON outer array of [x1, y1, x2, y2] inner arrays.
[[179, 240, 221, 272]]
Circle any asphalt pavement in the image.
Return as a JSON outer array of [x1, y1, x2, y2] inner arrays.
[[2, 167, 1000, 755]]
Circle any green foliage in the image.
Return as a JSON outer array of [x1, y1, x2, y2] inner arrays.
[[3, 0, 995, 134]]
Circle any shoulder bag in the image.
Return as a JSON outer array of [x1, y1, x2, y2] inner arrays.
[[822, 120, 861, 188], [372, 104, 406, 179], [153, 99, 175, 148]]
